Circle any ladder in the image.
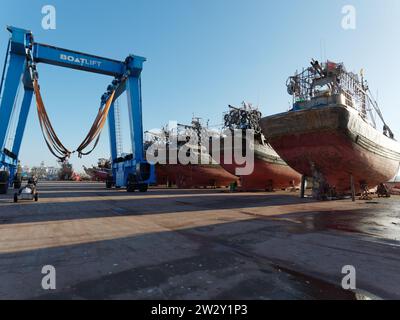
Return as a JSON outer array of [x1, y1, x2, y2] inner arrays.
[[114, 99, 123, 157]]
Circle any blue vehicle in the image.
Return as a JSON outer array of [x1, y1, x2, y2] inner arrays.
[[0, 26, 156, 193]]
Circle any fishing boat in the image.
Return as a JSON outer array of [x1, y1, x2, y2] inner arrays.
[[83, 158, 112, 181], [146, 119, 238, 188], [260, 60, 400, 197], [210, 103, 301, 191]]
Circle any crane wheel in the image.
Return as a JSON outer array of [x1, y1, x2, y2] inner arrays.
[[13, 180, 21, 189]]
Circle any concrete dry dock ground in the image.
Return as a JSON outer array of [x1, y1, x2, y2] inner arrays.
[[0, 181, 399, 299]]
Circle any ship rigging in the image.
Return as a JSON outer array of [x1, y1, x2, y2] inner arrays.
[[287, 60, 394, 139]]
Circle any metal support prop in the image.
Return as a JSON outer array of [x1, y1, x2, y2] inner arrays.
[[107, 102, 118, 162], [350, 174, 356, 202], [12, 89, 33, 156], [0, 54, 25, 151], [300, 175, 307, 198], [126, 75, 144, 163]]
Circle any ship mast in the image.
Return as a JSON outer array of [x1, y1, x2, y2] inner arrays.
[[178, 118, 205, 164]]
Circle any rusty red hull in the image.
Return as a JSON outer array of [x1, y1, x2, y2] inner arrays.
[[149, 142, 238, 188], [220, 156, 301, 191], [83, 167, 110, 181], [212, 138, 301, 191], [261, 106, 400, 193], [154, 164, 170, 185], [157, 163, 238, 188], [387, 182, 400, 195]]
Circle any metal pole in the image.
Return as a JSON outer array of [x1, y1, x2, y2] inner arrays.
[[107, 102, 118, 161], [300, 175, 307, 198], [12, 89, 33, 156], [126, 75, 144, 163], [0, 53, 26, 151], [0, 39, 11, 98], [350, 174, 356, 202]]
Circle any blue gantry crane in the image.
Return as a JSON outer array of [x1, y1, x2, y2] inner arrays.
[[0, 26, 155, 193]]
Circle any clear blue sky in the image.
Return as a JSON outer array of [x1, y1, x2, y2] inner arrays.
[[1, 0, 400, 173]]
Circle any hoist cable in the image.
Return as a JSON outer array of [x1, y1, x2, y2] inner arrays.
[[34, 80, 70, 156], [32, 74, 116, 161], [33, 79, 71, 161], [76, 91, 115, 157]]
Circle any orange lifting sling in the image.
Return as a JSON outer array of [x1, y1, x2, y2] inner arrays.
[[33, 79, 115, 161]]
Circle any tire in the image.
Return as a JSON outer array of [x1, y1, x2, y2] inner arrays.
[[0, 171, 8, 182], [127, 174, 138, 193], [0, 183, 8, 194], [13, 193, 18, 203], [138, 184, 148, 192], [106, 181, 112, 189]]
